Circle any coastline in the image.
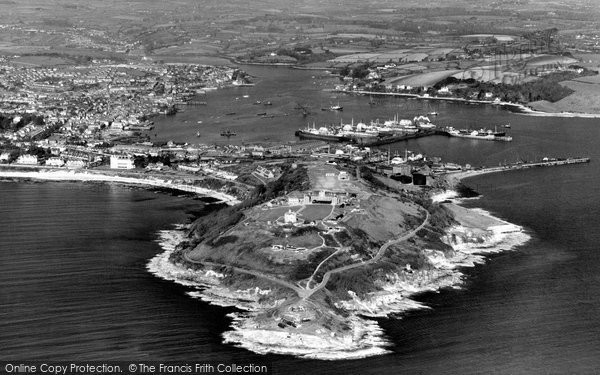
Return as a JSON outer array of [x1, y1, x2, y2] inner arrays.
[[148, 185, 531, 360], [337, 89, 600, 118], [0, 169, 240, 205]]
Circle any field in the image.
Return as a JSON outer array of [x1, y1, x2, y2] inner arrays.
[[573, 53, 600, 68], [256, 206, 302, 222], [330, 47, 457, 64], [460, 34, 518, 42], [300, 204, 333, 222], [530, 77, 600, 114], [452, 67, 532, 84], [308, 164, 359, 193], [525, 55, 578, 67], [388, 70, 462, 87], [12, 55, 74, 67], [152, 42, 222, 57], [344, 196, 420, 243], [273, 232, 323, 249]]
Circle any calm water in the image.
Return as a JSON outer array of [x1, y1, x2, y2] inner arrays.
[[2, 66, 600, 374]]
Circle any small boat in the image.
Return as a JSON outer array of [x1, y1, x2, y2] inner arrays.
[[196, 131, 201, 137], [243, 95, 249, 98], [263, 101, 272, 106], [257, 112, 267, 116], [197, 120, 203, 124], [225, 112, 236, 116], [330, 103, 343, 111], [503, 123, 511, 128], [253, 101, 262, 105], [220, 130, 237, 137], [429, 111, 438, 116]]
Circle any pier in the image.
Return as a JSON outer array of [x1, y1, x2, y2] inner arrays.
[[444, 157, 591, 187]]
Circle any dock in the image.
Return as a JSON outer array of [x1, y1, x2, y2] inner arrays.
[[353, 130, 437, 146]]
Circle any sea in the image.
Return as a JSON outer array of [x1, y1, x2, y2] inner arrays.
[[1, 65, 600, 374]]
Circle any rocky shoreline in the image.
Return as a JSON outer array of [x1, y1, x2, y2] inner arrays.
[[147, 190, 531, 360]]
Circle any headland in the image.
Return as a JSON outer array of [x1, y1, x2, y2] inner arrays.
[[149, 159, 532, 360]]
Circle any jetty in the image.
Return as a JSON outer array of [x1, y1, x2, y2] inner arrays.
[[445, 157, 591, 187]]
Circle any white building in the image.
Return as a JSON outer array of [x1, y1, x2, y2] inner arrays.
[[256, 165, 274, 179], [110, 155, 135, 169], [15, 154, 38, 165], [66, 159, 86, 169], [45, 157, 65, 167], [338, 171, 349, 181], [284, 210, 297, 224]]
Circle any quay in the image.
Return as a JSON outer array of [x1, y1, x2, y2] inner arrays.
[[354, 130, 438, 146]]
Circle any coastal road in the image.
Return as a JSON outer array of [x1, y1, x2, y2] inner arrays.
[[301, 206, 429, 299]]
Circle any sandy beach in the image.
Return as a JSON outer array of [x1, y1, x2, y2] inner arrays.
[[0, 169, 240, 205]]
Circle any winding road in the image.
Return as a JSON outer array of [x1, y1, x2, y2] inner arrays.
[[301, 206, 429, 298], [183, 204, 429, 300]]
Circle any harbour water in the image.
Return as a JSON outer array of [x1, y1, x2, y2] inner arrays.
[[2, 65, 600, 373]]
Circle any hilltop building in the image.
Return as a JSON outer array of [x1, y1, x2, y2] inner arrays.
[[284, 210, 297, 224]]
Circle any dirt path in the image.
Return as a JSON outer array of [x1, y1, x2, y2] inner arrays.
[[183, 203, 429, 301], [302, 206, 429, 298]]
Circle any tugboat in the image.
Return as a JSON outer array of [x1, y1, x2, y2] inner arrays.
[[220, 130, 237, 137]]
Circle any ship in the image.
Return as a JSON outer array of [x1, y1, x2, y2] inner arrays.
[[124, 120, 154, 131], [445, 126, 512, 141], [295, 123, 349, 142], [413, 115, 437, 129]]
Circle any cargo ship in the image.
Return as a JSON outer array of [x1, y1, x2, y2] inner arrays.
[[445, 126, 512, 142], [295, 116, 437, 144], [295, 123, 349, 142]]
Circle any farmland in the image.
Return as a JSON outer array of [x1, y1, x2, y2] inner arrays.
[[388, 70, 462, 87]]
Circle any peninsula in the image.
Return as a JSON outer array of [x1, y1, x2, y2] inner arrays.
[[154, 159, 530, 359]]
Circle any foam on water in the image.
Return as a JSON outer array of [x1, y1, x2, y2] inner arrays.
[[147, 195, 532, 360]]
